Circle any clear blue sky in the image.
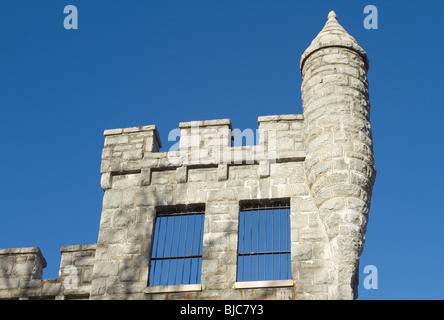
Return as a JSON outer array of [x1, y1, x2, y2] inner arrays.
[[1, 0, 443, 300]]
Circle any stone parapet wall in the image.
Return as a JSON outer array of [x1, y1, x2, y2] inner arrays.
[[91, 113, 315, 299], [0, 245, 95, 300]]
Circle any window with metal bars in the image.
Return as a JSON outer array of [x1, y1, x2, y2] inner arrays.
[[237, 199, 291, 282], [148, 205, 205, 287]]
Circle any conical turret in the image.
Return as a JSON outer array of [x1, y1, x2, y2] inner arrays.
[[301, 11, 369, 72], [300, 11, 376, 299]]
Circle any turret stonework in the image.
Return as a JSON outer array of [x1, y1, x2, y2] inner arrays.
[[0, 11, 375, 300], [300, 11, 376, 299]]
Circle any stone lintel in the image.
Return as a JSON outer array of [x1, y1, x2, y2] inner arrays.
[[179, 118, 232, 129], [257, 114, 304, 123], [60, 244, 97, 253]]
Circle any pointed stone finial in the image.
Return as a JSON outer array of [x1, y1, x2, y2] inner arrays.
[[300, 10, 369, 72], [327, 10, 337, 21]]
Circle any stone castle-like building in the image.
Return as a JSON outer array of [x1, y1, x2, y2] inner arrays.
[[0, 11, 376, 300]]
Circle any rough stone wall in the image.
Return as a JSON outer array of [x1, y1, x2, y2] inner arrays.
[[91, 115, 308, 300], [0, 11, 375, 300]]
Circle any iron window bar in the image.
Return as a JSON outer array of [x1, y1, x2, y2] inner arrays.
[[149, 206, 205, 287], [237, 200, 291, 282]]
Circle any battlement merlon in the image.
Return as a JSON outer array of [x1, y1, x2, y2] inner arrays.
[[103, 124, 162, 154], [0, 247, 47, 281]]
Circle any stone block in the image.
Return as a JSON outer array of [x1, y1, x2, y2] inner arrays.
[[21, 279, 42, 289], [0, 277, 20, 290], [203, 232, 229, 248], [13, 263, 35, 276], [292, 243, 312, 261], [103, 190, 123, 209], [42, 282, 61, 296], [291, 214, 308, 228], [207, 188, 237, 202], [217, 164, 228, 181], [176, 166, 188, 183], [201, 259, 219, 275], [211, 219, 238, 233], [93, 262, 120, 277], [120, 268, 140, 282], [258, 160, 270, 178], [332, 184, 361, 198], [98, 229, 127, 245], [0, 256, 14, 276], [101, 172, 112, 190], [123, 149, 143, 161], [105, 135, 129, 146], [90, 278, 107, 296]]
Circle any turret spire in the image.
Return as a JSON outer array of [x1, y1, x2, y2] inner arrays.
[[300, 10, 369, 72], [327, 10, 337, 21]]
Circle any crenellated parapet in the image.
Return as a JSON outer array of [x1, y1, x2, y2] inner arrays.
[[99, 115, 306, 191], [0, 245, 95, 300]]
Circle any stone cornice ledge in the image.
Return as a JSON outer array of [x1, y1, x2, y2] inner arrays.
[[145, 283, 202, 294], [233, 279, 294, 290]]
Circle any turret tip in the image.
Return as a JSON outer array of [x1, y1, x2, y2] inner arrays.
[[327, 11, 337, 21]]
